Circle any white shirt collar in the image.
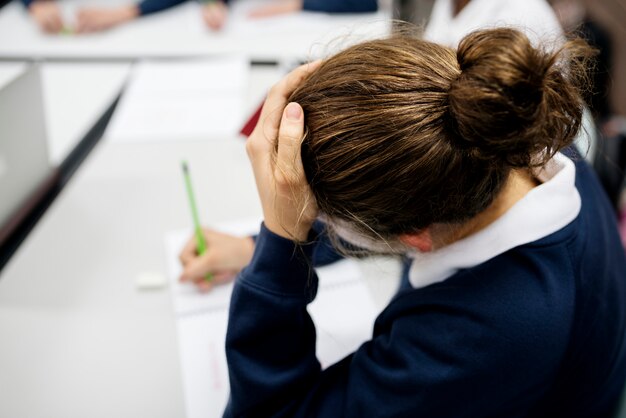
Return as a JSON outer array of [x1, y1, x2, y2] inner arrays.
[[407, 152, 581, 289]]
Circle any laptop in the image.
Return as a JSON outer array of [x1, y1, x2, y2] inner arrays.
[[0, 65, 57, 246]]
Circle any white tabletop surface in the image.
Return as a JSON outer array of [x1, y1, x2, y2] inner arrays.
[[0, 61, 28, 89], [0, 0, 391, 62], [0, 139, 253, 418], [43, 62, 132, 165]]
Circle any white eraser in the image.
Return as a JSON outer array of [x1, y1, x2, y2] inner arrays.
[[136, 272, 168, 290]]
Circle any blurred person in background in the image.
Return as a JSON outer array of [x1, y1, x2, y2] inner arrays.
[[421, 0, 626, 219], [551, 0, 626, 235], [423, 0, 563, 48], [200, 0, 377, 31], [22, 0, 377, 34]]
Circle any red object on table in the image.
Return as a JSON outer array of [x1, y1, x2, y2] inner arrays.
[[240, 101, 264, 137]]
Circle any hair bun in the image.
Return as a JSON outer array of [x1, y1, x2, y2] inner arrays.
[[448, 28, 591, 167]]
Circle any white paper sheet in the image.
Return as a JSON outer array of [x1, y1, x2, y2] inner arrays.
[[165, 219, 372, 315], [176, 310, 231, 418], [105, 56, 248, 143], [165, 218, 261, 316], [166, 220, 382, 418]]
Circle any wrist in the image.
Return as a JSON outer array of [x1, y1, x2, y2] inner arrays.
[[240, 236, 256, 264], [120, 5, 140, 20], [242, 223, 317, 299], [264, 218, 312, 243], [28, 1, 45, 12]]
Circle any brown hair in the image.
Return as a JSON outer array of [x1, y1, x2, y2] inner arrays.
[[289, 28, 594, 244]]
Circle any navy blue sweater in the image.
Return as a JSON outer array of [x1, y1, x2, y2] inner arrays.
[[21, 0, 377, 16], [224, 157, 626, 417]]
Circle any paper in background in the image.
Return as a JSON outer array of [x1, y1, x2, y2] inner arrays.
[[106, 56, 248, 143]]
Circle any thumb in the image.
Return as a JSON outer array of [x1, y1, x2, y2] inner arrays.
[[276, 102, 305, 174]]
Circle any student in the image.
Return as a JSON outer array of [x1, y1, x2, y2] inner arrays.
[[180, 28, 626, 416], [202, 0, 378, 31], [424, 0, 563, 47], [22, 0, 377, 34], [423, 0, 600, 170], [23, 0, 179, 33]]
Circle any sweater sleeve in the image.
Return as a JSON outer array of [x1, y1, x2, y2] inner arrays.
[[302, 0, 377, 13], [251, 220, 345, 267], [21, 0, 186, 16], [310, 219, 346, 266], [224, 225, 571, 417], [137, 0, 187, 16]]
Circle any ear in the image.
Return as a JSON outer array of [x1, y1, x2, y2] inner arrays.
[[399, 229, 433, 252]]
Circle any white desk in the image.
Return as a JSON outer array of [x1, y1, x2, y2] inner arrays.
[[0, 0, 391, 62], [0, 143, 399, 418], [0, 61, 28, 88], [0, 61, 131, 166], [43, 62, 132, 165], [0, 139, 252, 418]]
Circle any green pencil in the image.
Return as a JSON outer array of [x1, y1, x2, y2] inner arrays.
[[182, 161, 212, 282]]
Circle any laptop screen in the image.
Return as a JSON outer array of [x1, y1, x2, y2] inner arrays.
[[0, 65, 55, 246]]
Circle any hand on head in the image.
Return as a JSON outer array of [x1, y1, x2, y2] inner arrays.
[[178, 61, 321, 293], [246, 61, 321, 242]]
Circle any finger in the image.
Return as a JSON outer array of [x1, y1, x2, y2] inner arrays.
[[205, 13, 224, 30], [50, 13, 63, 32], [197, 280, 213, 293], [44, 21, 61, 33], [248, 5, 279, 18], [248, 61, 320, 162], [193, 271, 234, 292], [254, 61, 321, 140], [212, 271, 236, 283], [179, 254, 213, 282], [76, 17, 92, 33], [75, 14, 85, 33], [179, 228, 217, 265], [249, 0, 301, 17], [248, 5, 292, 18], [203, 3, 227, 30], [178, 235, 198, 266], [276, 102, 305, 178], [80, 23, 94, 33], [41, 13, 62, 33], [41, 18, 55, 33]]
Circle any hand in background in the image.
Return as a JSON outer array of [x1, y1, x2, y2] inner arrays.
[[75, 5, 139, 33], [202, 1, 228, 31], [248, 0, 302, 18], [29, 1, 64, 33], [179, 229, 255, 292]]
